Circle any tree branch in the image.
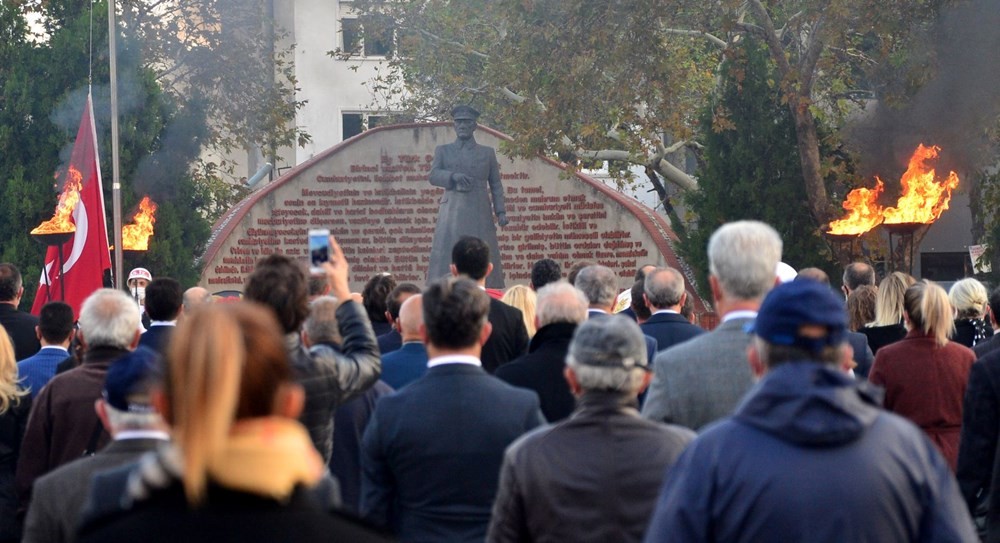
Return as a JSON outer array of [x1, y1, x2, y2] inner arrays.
[[417, 28, 489, 59], [746, 0, 793, 81], [662, 28, 728, 49], [798, 15, 826, 93]]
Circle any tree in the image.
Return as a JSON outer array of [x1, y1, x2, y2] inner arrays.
[[345, 0, 952, 260], [680, 38, 835, 296], [0, 0, 214, 307]]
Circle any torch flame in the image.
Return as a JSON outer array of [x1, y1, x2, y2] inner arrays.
[[121, 196, 158, 251], [31, 167, 84, 234], [882, 144, 960, 224], [827, 143, 961, 235], [827, 180, 885, 236]]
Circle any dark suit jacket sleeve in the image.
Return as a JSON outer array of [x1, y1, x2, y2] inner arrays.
[[312, 301, 382, 406], [22, 465, 64, 543], [429, 145, 454, 189], [487, 148, 505, 215], [359, 409, 393, 529], [957, 361, 998, 513], [514, 318, 529, 360]]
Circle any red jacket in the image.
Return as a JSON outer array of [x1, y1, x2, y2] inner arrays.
[[870, 330, 975, 470]]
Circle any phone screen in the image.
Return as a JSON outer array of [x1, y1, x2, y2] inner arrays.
[[309, 229, 330, 272]]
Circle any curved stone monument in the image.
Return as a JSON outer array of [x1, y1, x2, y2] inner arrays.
[[200, 122, 707, 314]]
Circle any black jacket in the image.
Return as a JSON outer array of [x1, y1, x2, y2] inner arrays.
[[0, 305, 40, 362], [288, 300, 381, 463], [958, 351, 1000, 541], [488, 392, 694, 543], [0, 392, 30, 541], [495, 322, 577, 422], [481, 298, 529, 374]]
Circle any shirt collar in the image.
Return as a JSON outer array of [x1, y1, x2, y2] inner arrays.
[[722, 310, 758, 323], [427, 355, 482, 368], [652, 309, 680, 316], [38, 346, 69, 354], [114, 430, 170, 442], [148, 321, 177, 327]]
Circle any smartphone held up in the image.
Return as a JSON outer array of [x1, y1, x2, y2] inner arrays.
[[309, 229, 331, 274]]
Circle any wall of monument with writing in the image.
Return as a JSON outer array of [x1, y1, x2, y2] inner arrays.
[[200, 123, 696, 301]]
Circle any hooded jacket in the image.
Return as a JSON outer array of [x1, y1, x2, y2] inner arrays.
[[643, 362, 976, 543]]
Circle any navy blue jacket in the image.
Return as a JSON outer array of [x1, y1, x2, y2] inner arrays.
[[639, 312, 703, 353], [137, 324, 173, 356], [361, 362, 544, 542], [380, 342, 429, 390], [376, 329, 402, 355], [644, 362, 976, 542]]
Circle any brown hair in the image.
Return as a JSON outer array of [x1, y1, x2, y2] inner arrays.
[[847, 285, 877, 332], [165, 302, 291, 504], [903, 281, 955, 347]]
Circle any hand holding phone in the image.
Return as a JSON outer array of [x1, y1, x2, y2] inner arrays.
[[309, 229, 331, 274]]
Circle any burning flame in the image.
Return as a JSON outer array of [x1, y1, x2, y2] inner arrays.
[[882, 144, 960, 224], [827, 180, 885, 236], [121, 196, 158, 251], [31, 167, 84, 234], [827, 144, 960, 235]]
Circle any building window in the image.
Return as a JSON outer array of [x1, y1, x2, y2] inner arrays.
[[343, 112, 388, 140], [339, 17, 394, 57]]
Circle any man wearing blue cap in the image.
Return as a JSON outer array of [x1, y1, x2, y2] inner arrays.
[[427, 105, 508, 289], [23, 347, 168, 543], [643, 278, 976, 542]]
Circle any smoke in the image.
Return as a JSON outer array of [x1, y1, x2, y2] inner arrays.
[[846, 0, 1000, 179]]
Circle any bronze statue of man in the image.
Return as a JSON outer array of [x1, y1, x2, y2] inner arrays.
[[426, 105, 508, 288]]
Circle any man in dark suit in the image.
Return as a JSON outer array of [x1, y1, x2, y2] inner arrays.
[[529, 259, 562, 291], [137, 278, 182, 356], [426, 105, 508, 288], [18, 301, 75, 398], [0, 263, 41, 361], [617, 265, 656, 322], [22, 347, 167, 543], [973, 287, 1000, 359], [451, 236, 528, 374], [360, 277, 544, 542], [496, 282, 588, 422], [376, 283, 421, 355], [380, 294, 429, 389], [575, 265, 658, 366], [640, 267, 704, 352]]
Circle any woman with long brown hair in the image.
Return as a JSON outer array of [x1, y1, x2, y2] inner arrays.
[[0, 326, 29, 542], [78, 303, 388, 542], [869, 281, 975, 470]]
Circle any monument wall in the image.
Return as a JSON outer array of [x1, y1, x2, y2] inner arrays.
[[200, 123, 706, 312]]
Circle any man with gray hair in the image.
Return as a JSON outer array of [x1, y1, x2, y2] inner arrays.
[[16, 289, 142, 507], [575, 265, 658, 367], [640, 267, 704, 352], [181, 286, 212, 312], [489, 317, 695, 543], [23, 347, 169, 543], [642, 220, 782, 430], [496, 282, 589, 422]]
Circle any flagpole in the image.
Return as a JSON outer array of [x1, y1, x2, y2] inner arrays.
[[108, 0, 123, 288]]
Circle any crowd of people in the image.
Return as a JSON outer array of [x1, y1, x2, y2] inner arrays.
[[0, 218, 995, 541]]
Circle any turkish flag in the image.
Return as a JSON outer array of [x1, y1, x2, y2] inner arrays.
[[32, 93, 112, 318]]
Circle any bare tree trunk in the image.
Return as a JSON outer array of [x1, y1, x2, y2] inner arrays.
[[790, 103, 830, 225]]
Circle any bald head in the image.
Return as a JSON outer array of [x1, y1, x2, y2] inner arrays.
[[644, 267, 686, 310], [183, 287, 212, 312], [398, 294, 424, 341]]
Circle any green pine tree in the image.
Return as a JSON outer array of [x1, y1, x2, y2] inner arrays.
[[680, 38, 835, 299]]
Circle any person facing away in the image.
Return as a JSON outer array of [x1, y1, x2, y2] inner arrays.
[[488, 317, 695, 543], [360, 277, 544, 543], [75, 303, 391, 543], [377, 283, 421, 355], [243, 235, 381, 463], [495, 281, 588, 423], [450, 236, 528, 374], [22, 346, 168, 543], [642, 220, 782, 431], [643, 278, 977, 542], [841, 261, 876, 298], [639, 267, 704, 351], [137, 278, 183, 356], [379, 294, 429, 390], [869, 280, 976, 470], [16, 289, 141, 510], [17, 301, 75, 398], [0, 327, 30, 543], [574, 265, 658, 368], [0, 263, 40, 362]]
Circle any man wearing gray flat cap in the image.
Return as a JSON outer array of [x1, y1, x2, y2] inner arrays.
[[427, 105, 509, 289], [488, 317, 695, 543]]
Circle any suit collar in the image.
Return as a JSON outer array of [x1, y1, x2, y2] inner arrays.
[[713, 317, 756, 333], [528, 322, 576, 353], [644, 312, 691, 325], [424, 363, 487, 377], [103, 437, 168, 454]]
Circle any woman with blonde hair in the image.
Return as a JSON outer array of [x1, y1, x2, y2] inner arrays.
[[78, 303, 389, 542], [859, 272, 914, 354], [0, 327, 30, 542], [949, 278, 993, 348], [869, 281, 975, 470], [502, 285, 537, 338]]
